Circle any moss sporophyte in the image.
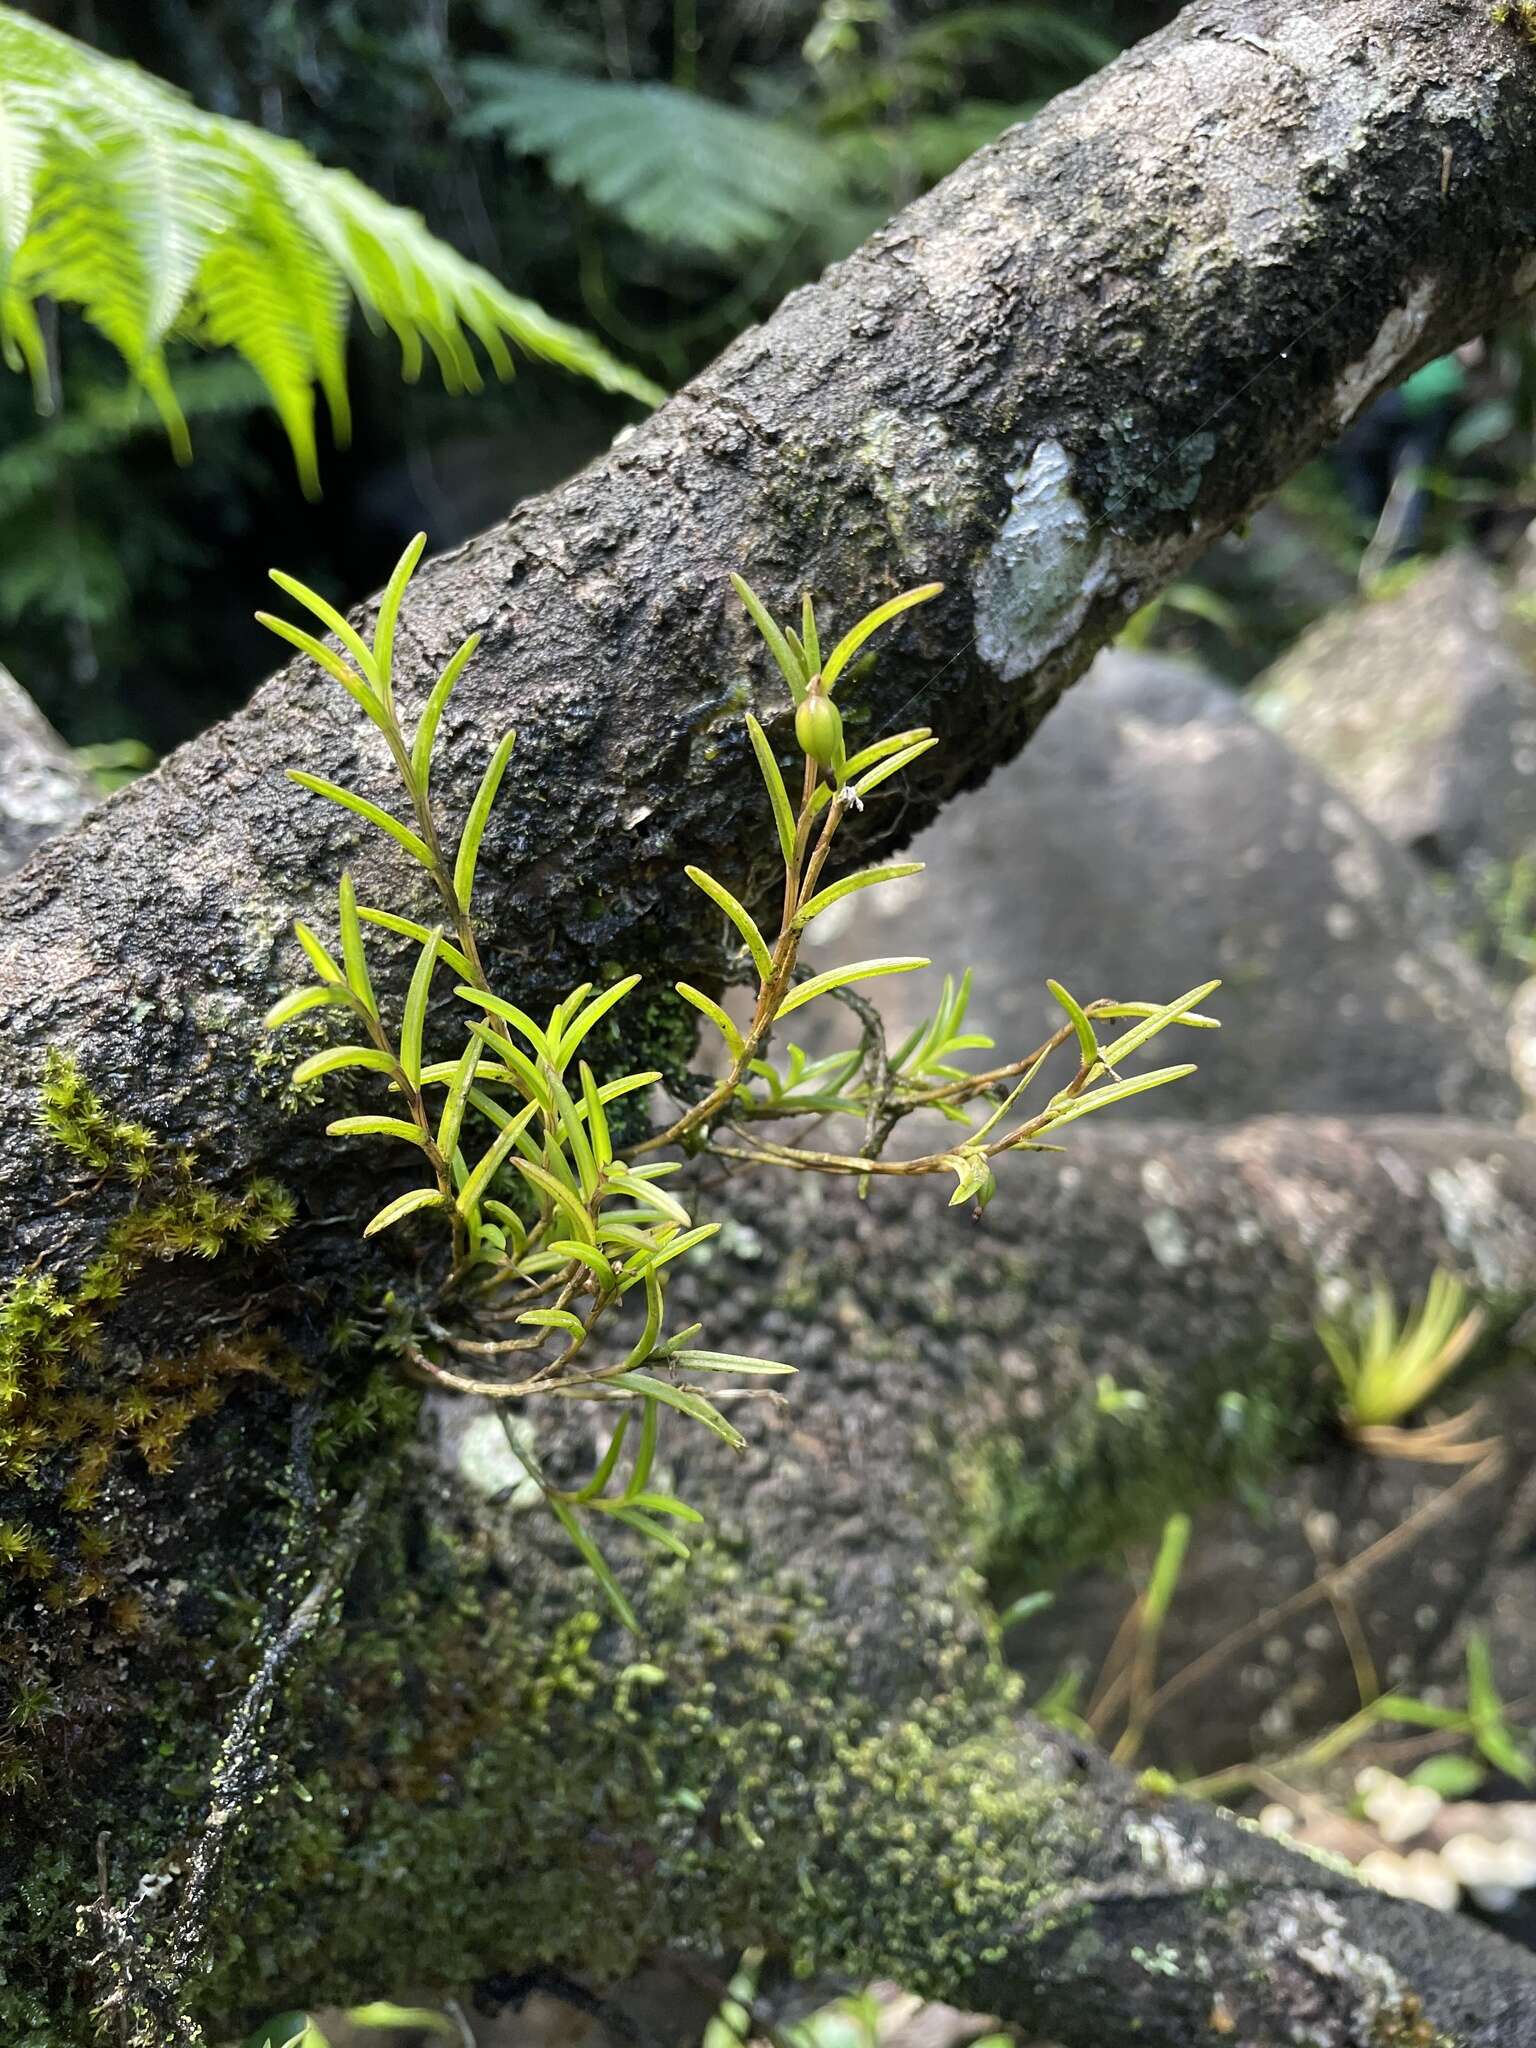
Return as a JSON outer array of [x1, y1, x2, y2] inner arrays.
[[255, 535, 1222, 1619]]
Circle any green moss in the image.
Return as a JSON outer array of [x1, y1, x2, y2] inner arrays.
[[1, 1054, 303, 1795], [1492, 2, 1536, 43], [168, 1533, 1066, 2037], [962, 1339, 1319, 1595]]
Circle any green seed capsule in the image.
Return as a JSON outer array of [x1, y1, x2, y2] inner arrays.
[[795, 685, 843, 776]]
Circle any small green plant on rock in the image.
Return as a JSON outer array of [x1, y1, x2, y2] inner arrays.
[[263, 537, 1220, 1612], [1319, 1268, 1488, 1461]]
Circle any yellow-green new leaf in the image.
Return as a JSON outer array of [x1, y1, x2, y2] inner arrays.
[[685, 866, 773, 984], [411, 632, 482, 792], [556, 974, 641, 1071], [327, 1114, 429, 1144], [263, 984, 351, 1030], [255, 614, 391, 736], [745, 712, 796, 867], [268, 567, 380, 686], [336, 870, 376, 1015], [453, 728, 517, 911], [730, 573, 806, 703], [398, 926, 442, 1087], [675, 981, 746, 1060], [777, 957, 928, 1018], [456, 984, 552, 1060], [294, 920, 344, 985], [293, 1045, 396, 1084], [1046, 979, 1101, 1068], [434, 1036, 480, 1160], [518, 1307, 587, 1340], [287, 772, 434, 868], [371, 532, 427, 701], [455, 1097, 541, 1212], [820, 582, 943, 694], [794, 862, 923, 929], [356, 907, 474, 980], [1097, 981, 1221, 1068], [1041, 1063, 1198, 1129], [800, 591, 821, 677]]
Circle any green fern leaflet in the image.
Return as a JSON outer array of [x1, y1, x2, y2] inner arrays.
[[462, 64, 844, 262], [0, 9, 662, 495]]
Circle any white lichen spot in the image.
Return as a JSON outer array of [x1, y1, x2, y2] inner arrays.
[[1332, 277, 1437, 428], [1143, 1208, 1192, 1271], [1428, 1157, 1520, 1292], [973, 439, 1110, 681], [454, 1410, 543, 1509], [1122, 1812, 1209, 1890]]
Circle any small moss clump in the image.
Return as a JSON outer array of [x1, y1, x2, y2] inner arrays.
[[1, 1053, 301, 1793]]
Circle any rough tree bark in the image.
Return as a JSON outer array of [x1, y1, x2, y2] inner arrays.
[[4, 4, 1536, 2045]]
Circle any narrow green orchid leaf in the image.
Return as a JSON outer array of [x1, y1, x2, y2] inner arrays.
[[399, 927, 442, 1087], [292, 1045, 396, 1084], [294, 921, 344, 985], [1046, 979, 1101, 1067], [745, 712, 796, 866], [800, 591, 821, 677], [267, 567, 380, 686], [362, 1187, 444, 1236], [255, 615, 391, 736], [627, 1493, 704, 1523], [777, 957, 928, 1018], [731, 572, 806, 703], [685, 866, 773, 984], [410, 632, 482, 793], [548, 1494, 638, 1632], [608, 1369, 746, 1452], [1040, 1063, 1198, 1128], [1097, 981, 1222, 1068], [287, 772, 434, 868], [580, 1062, 612, 1170], [455, 985, 552, 1060], [675, 982, 746, 1059], [327, 1114, 428, 1144], [518, 1307, 587, 1340], [355, 906, 474, 980], [852, 734, 940, 798], [605, 1504, 691, 1561], [435, 1036, 480, 1160], [572, 1411, 630, 1502], [548, 1240, 618, 1287], [557, 974, 641, 1071], [371, 533, 427, 700], [668, 1351, 794, 1374], [336, 871, 376, 1016], [604, 1169, 692, 1227], [509, 1156, 596, 1243], [455, 1098, 542, 1213], [453, 728, 517, 911], [794, 862, 923, 928], [820, 582, 943, 695], [263, 984, 352, 1030]]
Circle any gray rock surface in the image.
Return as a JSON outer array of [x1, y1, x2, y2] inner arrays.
[[0, 662, 96, 876], [805, 648, 1516, 1124], [1251, 552, 1536, 894]]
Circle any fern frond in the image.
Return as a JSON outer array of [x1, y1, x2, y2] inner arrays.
[[461, 64, 844, 261], [0, 8, 661, 494], [901, 7, 1117, 73]]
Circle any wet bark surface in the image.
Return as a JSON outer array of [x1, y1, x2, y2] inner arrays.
[[5, 5, 1536, 2044]]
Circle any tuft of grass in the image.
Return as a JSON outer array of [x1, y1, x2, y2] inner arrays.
[[1319, 1269, 1484, 1433]]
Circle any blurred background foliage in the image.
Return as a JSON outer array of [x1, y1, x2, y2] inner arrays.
[[4, 0, 1532, 758]]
